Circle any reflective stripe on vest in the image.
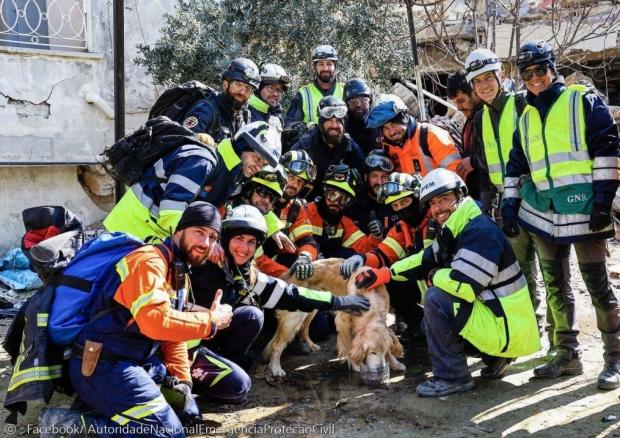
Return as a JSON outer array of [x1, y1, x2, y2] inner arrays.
[[482, 94, 516, 191], [299, 82, 344, 124], [519, 85, 592, 192]]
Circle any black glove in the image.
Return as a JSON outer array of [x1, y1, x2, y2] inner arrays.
[[331, 294, 370, 315], [368, 211, 383, 238], [161, 376, 200, 425], [500, 202, 520, 238], [289, 254, 314, 280], [589, 203, 613, 232]]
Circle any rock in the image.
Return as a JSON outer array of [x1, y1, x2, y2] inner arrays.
[[335, 398, 348, 408], [603, 414, 617, 422]]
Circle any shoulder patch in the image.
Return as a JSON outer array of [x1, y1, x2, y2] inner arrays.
[[183, 116, 199, 129]]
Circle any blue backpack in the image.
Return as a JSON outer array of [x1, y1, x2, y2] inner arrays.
[[48, 232, 162, 346]]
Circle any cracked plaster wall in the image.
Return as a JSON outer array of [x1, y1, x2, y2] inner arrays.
[[0, 0, 177, 253]]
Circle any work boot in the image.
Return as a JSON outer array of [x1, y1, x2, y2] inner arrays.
[[533, 349, 583, 379], [286, 338, 312, 356], [597, 362, 620, 390], [416, 376, 475, 397], [38, 407, 87, 437], [481, 357, 514, 379]]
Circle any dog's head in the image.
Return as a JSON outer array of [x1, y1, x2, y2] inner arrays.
[[349, 318, 399, 385]]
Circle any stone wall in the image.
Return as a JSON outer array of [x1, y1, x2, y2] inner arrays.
[[0, 0, 176, 253]]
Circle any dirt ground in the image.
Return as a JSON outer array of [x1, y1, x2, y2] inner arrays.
[[2, 240, 620, 437]]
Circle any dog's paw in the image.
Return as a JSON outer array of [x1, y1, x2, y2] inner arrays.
[[307, 341, 321, 352], [389, 359, 406, 372], [269, 365, 287, 378]]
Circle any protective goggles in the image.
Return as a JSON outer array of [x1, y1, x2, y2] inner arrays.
[[325, 164, 351, 182], [520, 65, 548, 81], [466, 57, 499, 73], [365, 154, 394, 173], [287, 160, 317, 181], [376, 181, 408, 202], [324, 188, 350, 205], [318, 105, 347, 119], [254, 186, 278, 201]]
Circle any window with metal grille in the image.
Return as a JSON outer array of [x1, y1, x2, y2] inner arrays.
[[0, 0, 89, 52]]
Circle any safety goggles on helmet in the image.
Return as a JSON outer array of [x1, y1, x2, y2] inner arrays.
[[242, 66, 259, 81], [520, 65, 548, 81], [376, 181, 409, 203], [319, 105, 347, 120], [324, 188, 350, 205], [286, 160, 317, 181], [365, 154, 394, 173], [264, 74, 290, 85], [466, 57, 500, 73]]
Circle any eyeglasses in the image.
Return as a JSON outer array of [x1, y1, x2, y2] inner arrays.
[[348, 96, 371, 106], [286, 160, 317, 181], [254, 186, 277, 202], [229, 80, 253, 93], [365, 154, 394, 173], [466, 57, 499, 73], [521, 65, 548, 81], [318, 105, 347, 119], [263, 84, 285, 95], [324, 188, 350, 205]]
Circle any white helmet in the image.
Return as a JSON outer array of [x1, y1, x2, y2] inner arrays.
[[260, 63, 290, 89], [234, 121, 282, 167], [464, 48, 502, 83], [221, 204, 268, 245], [312, 45, 338, 63], [419, 168, 468, 206]]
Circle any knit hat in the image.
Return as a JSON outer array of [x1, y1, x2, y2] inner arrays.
[[175, 202, 222, 233]]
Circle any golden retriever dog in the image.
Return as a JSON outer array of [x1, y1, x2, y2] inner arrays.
[[262, 258, 405, 383]]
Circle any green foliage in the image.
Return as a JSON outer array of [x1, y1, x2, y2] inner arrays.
[[135, 0, 413, 97]]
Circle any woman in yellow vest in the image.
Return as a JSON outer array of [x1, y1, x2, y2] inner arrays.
[[502, 40, 620, 389]]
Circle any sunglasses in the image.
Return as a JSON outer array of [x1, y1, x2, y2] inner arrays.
[[318, 106, 347, 119], [325, 188, 350, 205], [365, 155, 394, 173], [521, 65, 548, 81], [286, 160, 317, 181], [254, 186, 277, 201]]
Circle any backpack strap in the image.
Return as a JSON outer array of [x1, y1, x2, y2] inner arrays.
[[48, 274, 92, 292], [419, 123, 432, 158], [286, 199, 301, 228]]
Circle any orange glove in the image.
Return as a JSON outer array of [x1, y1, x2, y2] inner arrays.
[[355, 267, 391, 290]]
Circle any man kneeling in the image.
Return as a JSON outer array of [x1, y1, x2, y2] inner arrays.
[[356, 169, 540, 397]]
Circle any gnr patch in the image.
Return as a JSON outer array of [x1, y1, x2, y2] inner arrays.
[[183, 116, 199, 129]]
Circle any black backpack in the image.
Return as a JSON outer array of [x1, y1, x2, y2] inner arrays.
[[149, 80, 218, 122], [100, 116, 210, 187], [419, 118, 463, 157]]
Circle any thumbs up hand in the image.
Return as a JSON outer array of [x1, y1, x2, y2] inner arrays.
[[209, 289, 233, 330]]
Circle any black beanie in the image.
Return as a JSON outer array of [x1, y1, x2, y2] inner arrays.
[[389, 112, 408, 126], [175, 202, 222, 233]]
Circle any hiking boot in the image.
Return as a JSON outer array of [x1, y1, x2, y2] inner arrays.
[[597, 362, 620, 390], [546, 346, 558, 359], [533, 350, 583, 379], [481, 357, 513, 379], [38, 407, 87, 437], [286, 338, 312, 356], [416, 376, 475, 397]]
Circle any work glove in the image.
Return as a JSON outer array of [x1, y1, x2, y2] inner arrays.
[[289, 254, 314, 280], [500, 201, 520, 238], [340, 254, 365, 279], [368, 211, 383, 238], [331, 294, 370, 316], [161, 376, 200, 426], [354, 267, 391, 290], [589, 203, 613, 232]]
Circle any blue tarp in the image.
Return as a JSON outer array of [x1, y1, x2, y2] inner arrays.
[[0, 248, 42, 290]]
